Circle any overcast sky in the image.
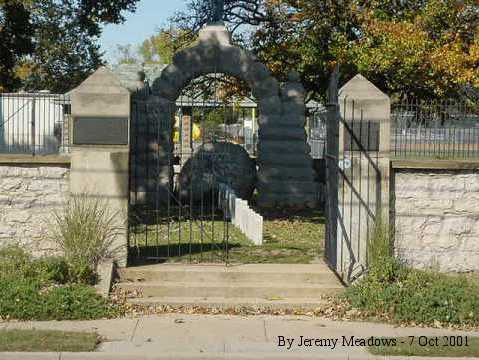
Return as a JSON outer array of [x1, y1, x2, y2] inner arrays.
[[100, 0, 188, 64]]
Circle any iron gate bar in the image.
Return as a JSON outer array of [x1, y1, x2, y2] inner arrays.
[[325, 74, 382, 282], [128, 71, 247, 264], [340, 101, 381, 174], [336, 165, 377, 221], [358, 109, 363, 262], [325, 68, 339, 269], [348, 100, 354, 277]]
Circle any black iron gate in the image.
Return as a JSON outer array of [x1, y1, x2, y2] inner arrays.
[[128, 75, 256, 265], [324, 72, 382, 283]]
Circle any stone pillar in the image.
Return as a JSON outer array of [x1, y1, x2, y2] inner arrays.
[[70, 67, 130, 267], [337, 74, 391, 279]]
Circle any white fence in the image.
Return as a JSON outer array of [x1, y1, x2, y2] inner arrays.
[[0, 93, 70, 154], [218, 183, 263, 246]]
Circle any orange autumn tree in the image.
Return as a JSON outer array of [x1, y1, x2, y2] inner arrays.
[[351, 0, 479, 99], [172, 0, 478, 100], [251, 0, 360, 100], [251, 0, 479, 100]]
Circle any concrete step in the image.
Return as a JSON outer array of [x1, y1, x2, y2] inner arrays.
[[116, 264, 344, 309], [118, 264, 338, 285], [127, 296, 332, 311], [116, 281, 343, 299]]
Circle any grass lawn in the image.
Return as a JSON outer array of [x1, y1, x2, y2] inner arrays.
[[464, 273, 479, 286], [368, 337, 479, 357], [0, 329, 98, 352], [129, 207, 325, 264]]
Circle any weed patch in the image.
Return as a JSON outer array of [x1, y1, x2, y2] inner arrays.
[[345, 220, 479, 327], [0, 279, 119, 321], [0, 245, 120, 321]]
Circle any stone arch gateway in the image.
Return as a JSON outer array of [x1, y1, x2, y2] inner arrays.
[[146, 24, 317, 208]]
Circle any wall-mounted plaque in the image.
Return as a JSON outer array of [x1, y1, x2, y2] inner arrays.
[[73, 117, 128, 145], [344, 121, 380, 151]]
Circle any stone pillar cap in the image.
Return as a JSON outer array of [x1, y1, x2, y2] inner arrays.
[[72, 66, 128, 95], [339, 74, 389, 101], [199, 23, 232, 45]]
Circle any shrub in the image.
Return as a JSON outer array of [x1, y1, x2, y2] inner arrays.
[[394, 271, 478, 325], [43, 284, 119, 320], [34, 257, 70, 284], [367, 217, 400, 283], [48, 194, 123, 284], [0, 279, 119, 321], [0, 245, 120, 321], [345, 219, 479, 326], [0, 244, 34, 280], [0, 245, 69, 283]]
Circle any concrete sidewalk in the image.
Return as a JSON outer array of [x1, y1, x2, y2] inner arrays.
[[1, 314, 478, 359]]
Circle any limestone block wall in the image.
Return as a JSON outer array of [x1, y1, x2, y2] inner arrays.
[[393, 168, 479, 272], [0, 164, 70, 256]]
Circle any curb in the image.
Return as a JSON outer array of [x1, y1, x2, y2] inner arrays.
[[1, 352, 478, 360]]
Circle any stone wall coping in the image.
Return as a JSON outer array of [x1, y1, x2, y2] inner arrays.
[[0, 154, 71, 166], [392, 159, 479, 170]]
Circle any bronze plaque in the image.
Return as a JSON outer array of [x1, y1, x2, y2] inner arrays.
[[73, 117, 128, 145]]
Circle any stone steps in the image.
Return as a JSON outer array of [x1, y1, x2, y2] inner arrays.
[[127, 296, 332, 311], [118, 264, 336, 283], [117, 281, 343, 299], [116, 264, 344, 310]]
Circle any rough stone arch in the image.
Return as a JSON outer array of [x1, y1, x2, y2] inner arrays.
[[145, 24, 317, 208]]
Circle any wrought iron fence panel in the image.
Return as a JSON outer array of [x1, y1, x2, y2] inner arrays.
[[128, 76, 257, 265], [0, 93, 71, 155], [392, 99, 479, 159]]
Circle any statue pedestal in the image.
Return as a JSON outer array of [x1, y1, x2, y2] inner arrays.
[[199, 22, 231, 45]]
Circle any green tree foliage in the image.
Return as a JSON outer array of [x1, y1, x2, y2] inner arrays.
[[352, 0, 479, 99], [116, 28, 196, 65], [0, 0, 34, 91], [0, 0, 140, 92], [172, 0, 479, 101], [139, 28, 196, 64], [116, 44, 139, 65], [250, 0, 360, 100]]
